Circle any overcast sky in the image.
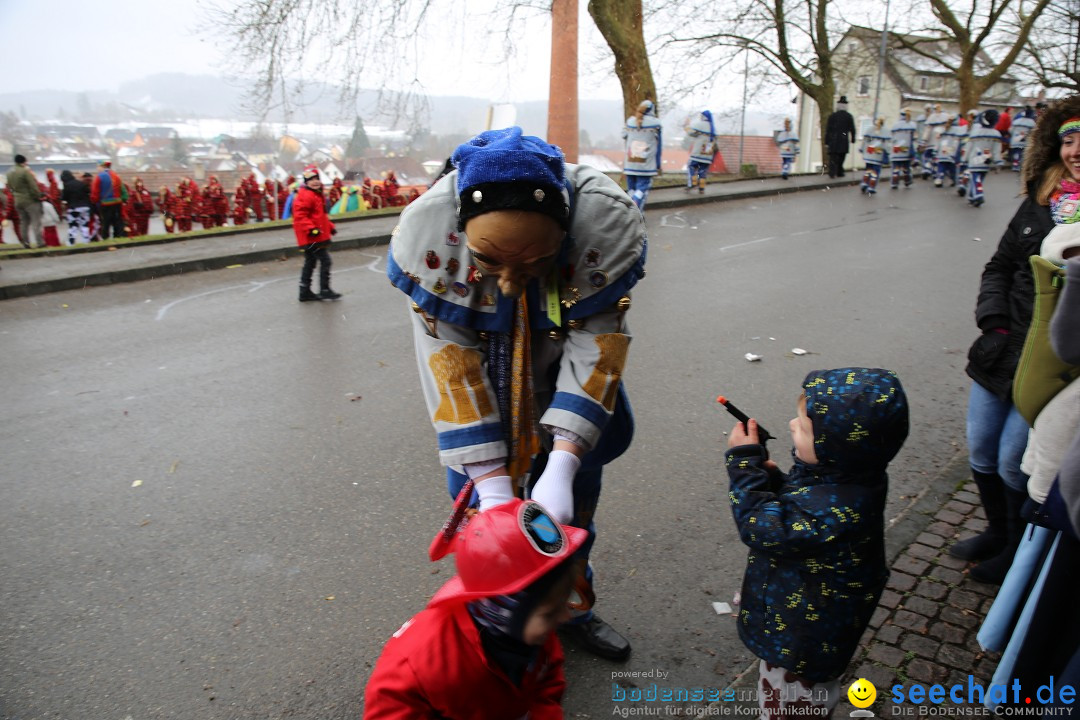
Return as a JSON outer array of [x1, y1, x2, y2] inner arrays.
[[3, 0, 783, 114]]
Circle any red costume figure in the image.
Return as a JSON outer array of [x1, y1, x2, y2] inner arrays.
[[278, 178, 292, 212], [384, 171, 404, 207], [361, 176, 380, 208], [327, 178, 344, 210], [119, 184, 135, 236], [45, 169, 62, 215], [3, 187, 20, 244], [205, 176, 228, 227], [175, 178, 195, 233], [244, 173, 263, 221], [263, 179, 279, 221], [187, 183, 204, 231], [193, 186, 211, 229], [127, 178, 153, 236], [158, 186, 175, 233], [232, 183, 248, 225]]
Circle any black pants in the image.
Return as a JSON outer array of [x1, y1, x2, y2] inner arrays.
[[827, 152, 847, 178], [100, 204, 125, 239], [300, 241, 332, 291]]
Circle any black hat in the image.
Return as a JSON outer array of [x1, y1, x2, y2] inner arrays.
[[838, 96, 849, 105], [979, 109, 1000, 128]]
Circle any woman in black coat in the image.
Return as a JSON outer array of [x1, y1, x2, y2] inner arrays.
[[951, 95, 1080, 584]]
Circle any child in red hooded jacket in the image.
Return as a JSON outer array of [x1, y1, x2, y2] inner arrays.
[[292, 165, 341, 302]]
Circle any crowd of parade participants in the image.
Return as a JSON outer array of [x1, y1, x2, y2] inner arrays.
[[857, 102, 1042, 207], [0, 161, 419, 247]]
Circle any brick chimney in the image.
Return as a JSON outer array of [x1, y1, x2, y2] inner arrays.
[[547, 0, 578, 163]]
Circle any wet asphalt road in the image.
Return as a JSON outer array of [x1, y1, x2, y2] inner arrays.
[[1, 173, 1022, 719]]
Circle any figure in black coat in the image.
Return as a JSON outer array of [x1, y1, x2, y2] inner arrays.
[[824, 96, 857, 178]]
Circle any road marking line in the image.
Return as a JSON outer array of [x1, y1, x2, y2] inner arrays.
[[720, 236, 775, 251]]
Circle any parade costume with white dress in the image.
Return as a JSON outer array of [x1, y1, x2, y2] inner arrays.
[[889, 115, 918, 188], [387, 128, 646, 661], [1010, 109, 1037, 173], [934, 120, 966, 188], [775, 125, 800, 180], [622, 101, 662, 210], [920, 110, 948, 178], [685, 110, 717, 192], [963, 112, 1003, 207], [860, 127, 891, 195]]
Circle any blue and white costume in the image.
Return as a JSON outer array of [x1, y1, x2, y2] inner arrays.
[[934, 118, 966, 188], [963, 111, 1002, 207], [684, 110, 717, 192], [622, 101, 662, 210], [889, 112, 918, 188], [775, 121, 800, 179], [860, 123, 891, 196], [1010, 109, 1037, 173], [921, 108, 948, 178], [915, 105, 930, 153], [388, 134, 646, 633]]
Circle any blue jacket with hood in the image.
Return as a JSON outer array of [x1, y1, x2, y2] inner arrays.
[[724, 368, 909, 682]]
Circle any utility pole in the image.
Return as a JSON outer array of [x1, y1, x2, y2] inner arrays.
[[872, 0, 891, 123], [548, 0, 579, 162], [738, 42, 749, 175]]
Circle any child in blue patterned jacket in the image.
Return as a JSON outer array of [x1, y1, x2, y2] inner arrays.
[[723, 368, 909, 719]]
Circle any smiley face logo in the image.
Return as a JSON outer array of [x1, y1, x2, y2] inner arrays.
[[848, 678, 877, 709]]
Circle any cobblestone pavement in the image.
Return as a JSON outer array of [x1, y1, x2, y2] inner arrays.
[[836, 479, 1003, 715]]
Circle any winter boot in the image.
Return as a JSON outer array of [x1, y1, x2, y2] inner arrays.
[[969, 486, 1028, 585], [949, 470, 1008, 561], [319, 288, 342, 300], [299, 287, 323, 302]]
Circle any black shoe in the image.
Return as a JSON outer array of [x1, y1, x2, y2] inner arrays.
[[969, 542, 1019, 585], [320, 288, 342, 300], [299, 288, 323, 302], [949, 530, 1006, 561], [950, 470, 1009, 561], [698, 186, 704, 194], [562, 616, 631, 662]]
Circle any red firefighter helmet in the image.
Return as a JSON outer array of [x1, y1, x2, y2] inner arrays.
[[428, 499, 585, 607]]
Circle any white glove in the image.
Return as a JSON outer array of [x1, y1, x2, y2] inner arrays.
[[474, 475, 514, 512], [529, 450, 580, 524]]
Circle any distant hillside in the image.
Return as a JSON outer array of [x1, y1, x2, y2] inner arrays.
[[0, 73, 784, 141]]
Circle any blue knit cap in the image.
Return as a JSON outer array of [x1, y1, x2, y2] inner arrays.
[[452, 127, 570, 231]]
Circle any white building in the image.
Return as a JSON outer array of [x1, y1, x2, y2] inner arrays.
[[795, 25, 1019, 174]]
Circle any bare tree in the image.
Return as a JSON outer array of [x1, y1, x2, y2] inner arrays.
[[1015, 0, 1080, 94], [655, 0, 852, 160], [209, 0, 657, 132], [587, 0, 656, 119], [891, 0, 1053, 113], [207, 0, 437, 128]]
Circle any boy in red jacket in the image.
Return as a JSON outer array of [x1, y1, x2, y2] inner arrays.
[[363, 499, 580, 719], [292, 165, 341, 301]]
